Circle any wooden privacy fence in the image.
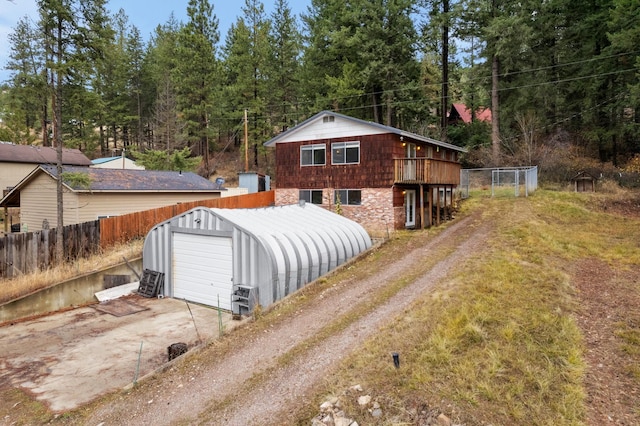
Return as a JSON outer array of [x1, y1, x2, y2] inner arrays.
[[0, 191, 275, 279], [99, 190, 275, 248], [0, 221, 100, 279]]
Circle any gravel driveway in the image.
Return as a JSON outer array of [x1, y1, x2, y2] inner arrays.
[[77, 212, 490, 426]]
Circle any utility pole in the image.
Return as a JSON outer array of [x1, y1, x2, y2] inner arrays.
[[244, 109, 249, 172]]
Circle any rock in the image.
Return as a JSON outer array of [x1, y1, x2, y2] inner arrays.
[[349, 384, 363, 392], [167, 342, 188, 361], [357, 395, 371, 406], [320, 414, 334, 425], [334, 417, 354, 426], [437, 413, 451, 426], [311, 418, 325, 426], [320, 401, 334, 411], [371, 408, 383, 418]]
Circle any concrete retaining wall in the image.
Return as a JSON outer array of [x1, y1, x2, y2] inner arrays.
[[0, 258, 142, 324]]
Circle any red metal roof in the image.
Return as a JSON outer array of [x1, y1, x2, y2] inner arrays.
[[449, 104, 492, 124]]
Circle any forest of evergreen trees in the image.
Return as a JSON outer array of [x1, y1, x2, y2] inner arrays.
[[0, 0, 638, 182]]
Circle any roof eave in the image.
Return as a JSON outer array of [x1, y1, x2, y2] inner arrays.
[[263, 110, 467, 153]]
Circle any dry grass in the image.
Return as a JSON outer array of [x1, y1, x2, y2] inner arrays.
[[290, 188, 640, 425], [0, 239, 143, 304]]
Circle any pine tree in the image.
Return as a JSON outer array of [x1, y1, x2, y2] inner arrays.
[[222, 0, 272, 167], [267, 0, 303, 132], [5, 17, 47, 145], [174, 0, 220, 176]]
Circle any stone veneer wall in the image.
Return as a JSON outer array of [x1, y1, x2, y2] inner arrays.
[[275, 188, 396, 238]]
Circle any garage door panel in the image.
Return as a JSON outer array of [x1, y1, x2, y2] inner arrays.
[[172, 233, 233, 310]]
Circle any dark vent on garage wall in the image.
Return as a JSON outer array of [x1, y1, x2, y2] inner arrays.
[[323, 116, 335, 123]]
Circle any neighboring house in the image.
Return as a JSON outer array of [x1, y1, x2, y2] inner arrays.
[[263, 111, 467, 235], [448, 103, 492, 125], [0, 142, 91, 194], [91, 155, 145, 170], [0, 165, 226, 233]]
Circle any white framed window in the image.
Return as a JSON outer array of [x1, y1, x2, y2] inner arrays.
[[334, 189, 362, 206], [299, 189, 323, 204], [331, 141, 360, 165], [301, 144, 326, 166]]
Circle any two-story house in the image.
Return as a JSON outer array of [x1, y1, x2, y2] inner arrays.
[[264, 111, 467, 236]]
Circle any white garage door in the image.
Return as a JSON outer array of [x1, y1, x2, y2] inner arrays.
[[172, 232, 233, 310]]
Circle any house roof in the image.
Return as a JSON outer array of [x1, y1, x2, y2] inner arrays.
[[91, 156, 124, 165], [0, 142, 92, 166], [263, 110, 467, 153], [449, 104, 492, 124], [0, 165, 225, 208], [571, 171, 598, 181], [41, 165, 224, 191]]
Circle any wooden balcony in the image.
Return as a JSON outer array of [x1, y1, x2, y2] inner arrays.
[[394, 158, 461, 185]]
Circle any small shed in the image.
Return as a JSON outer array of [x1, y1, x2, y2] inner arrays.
[[142, 202, 372, 314], [572, 171, 597, 192]]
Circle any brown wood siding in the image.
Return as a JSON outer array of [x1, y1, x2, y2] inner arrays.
[[276, 134, 401, 189], [274, 133, 462, 189]]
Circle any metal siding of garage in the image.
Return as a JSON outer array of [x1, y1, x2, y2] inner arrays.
[[143, 203, 372, 311]]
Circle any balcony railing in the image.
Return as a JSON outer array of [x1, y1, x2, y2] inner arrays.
[[394, 158, 461, 185]]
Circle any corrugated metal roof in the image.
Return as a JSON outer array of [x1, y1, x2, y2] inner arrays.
[[143, 202, 372, 311], [0, 142, 92, 165], [41, 165, 223, 191]]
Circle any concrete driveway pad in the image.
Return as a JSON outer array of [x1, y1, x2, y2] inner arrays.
[[0, 295, 236, 412]]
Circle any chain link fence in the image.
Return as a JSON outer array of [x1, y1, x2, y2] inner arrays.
[[460, 166, 538, 198]]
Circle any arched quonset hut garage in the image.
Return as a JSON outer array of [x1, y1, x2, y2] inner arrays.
[[142, 202, 372, 314]]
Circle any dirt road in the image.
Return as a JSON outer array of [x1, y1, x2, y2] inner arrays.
[[78, 212, 491, 425]]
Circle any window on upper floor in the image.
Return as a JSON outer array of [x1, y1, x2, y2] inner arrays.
[[331, 141, 360, 165], [334, 189, 362, 206], [301, 144, 326, 166], [299, 189, 323, 204]]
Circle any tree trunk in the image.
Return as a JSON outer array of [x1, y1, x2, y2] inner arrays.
[[440, 0, 449, 141], [491, 54, 500, 164], [54, 17, 64, 262]]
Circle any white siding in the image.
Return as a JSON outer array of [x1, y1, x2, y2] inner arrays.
[[20, 173, 73, 232], [276, 115, 386, 143], [91, 158, 144, 170], [0, 163, 38, 192], [221, 187, 249, 198], [74, 192, 221, 222], [19, 172, 222, 231]]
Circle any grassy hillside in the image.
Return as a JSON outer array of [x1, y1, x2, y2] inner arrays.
[[292, 188, 640, 425]]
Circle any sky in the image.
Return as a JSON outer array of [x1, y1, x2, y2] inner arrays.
[[0, 0, 311, 83]]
